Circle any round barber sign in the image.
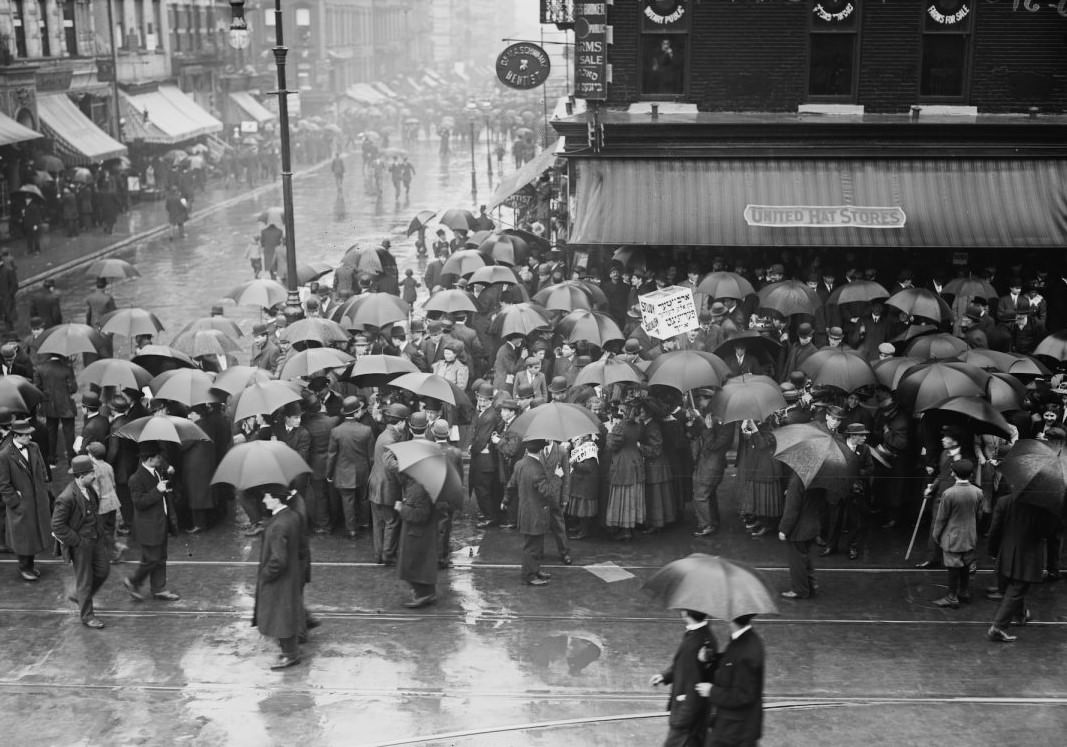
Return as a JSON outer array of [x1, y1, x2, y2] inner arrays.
[[496, 43, 551, 90]]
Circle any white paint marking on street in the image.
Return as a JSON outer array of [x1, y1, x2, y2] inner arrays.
[[582, 561, 637, 583]]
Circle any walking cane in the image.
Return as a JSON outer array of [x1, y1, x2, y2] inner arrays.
[[904, 494, 928, 560]]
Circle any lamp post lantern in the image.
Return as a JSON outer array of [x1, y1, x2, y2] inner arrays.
[[230, 0, 303, 323], [466, 102, 478, 206]]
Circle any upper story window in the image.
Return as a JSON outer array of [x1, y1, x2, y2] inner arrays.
[[920, 0, 974, 99], [640, 0, 690, 97], [13, 0, 28, 58], [808, 0, 859, 99]]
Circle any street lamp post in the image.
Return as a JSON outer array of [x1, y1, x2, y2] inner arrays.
[[466, 102, 478, 206], [482, 101, 493, 188], [230, 0, 303, 323]]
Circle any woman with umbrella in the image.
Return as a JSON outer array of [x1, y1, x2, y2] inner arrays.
[[737, 415, 783, 539], [605, 398, 646, 541]]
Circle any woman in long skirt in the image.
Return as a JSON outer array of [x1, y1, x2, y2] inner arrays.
[[736, 418, 782, 537], [605, 404, 645, 541], [635, 400, 675, 533], [565, 433, 600, 539]]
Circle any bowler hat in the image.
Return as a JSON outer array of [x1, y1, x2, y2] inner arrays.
[[86, 441, 107, 459], [9, 418, 34, 434], [548, 376, 568, 394], [0, 342, 16, 359], [499, 398, 520, 411], [69, 455, 95, 476], [524, 355, 540, 367], [341, 396, 361, 416], [709, 302, 727, 317], [623, 338, 642, 354], [81, 391, 102, 409], [516, 383, 534, 399], [384, 403, 411, 421], [476, 382, 495, 399], [965, 304, 982, 321], [426, 320, 443, 334], [844, 423, 869, 436], [431, 419, 451, 440], [827, 326, 844, 339], [693, 387, 716, 399], [797, 322, 814, 337], [825, 405, 846, 419], [252, 323, 269, 336], [408, 411, 429, 432]]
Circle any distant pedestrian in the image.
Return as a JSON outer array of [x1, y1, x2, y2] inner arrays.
[[778, 472, 826, 600], [250, 483, 305, 669], [700, 614, 766, 747], [51, 455, 110, 629], [0, 252, 17, 330], [650, 609, 717, 747], [399, 156, 415, 202], [60, 186, 78, 236], [22, 196, 44, 255], [244, 234, 264, 278], [400, 268, 420, 306], [164, 186, 188, 239], [29, 278, 63, 328], [331, 153, 345, 188]]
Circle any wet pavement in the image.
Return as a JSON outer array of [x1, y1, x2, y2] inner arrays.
[[2, 144, 1066, 744]]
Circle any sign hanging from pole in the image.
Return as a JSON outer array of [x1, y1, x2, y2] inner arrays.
[[574, 3, 609, 100], [496, 43, 552, 90]]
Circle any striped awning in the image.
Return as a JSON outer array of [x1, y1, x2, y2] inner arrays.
[[36, 94, 127, 164], [120, 85, 222, 145], [570, 158, 1067, 248], [0, 111, 42, 147], [229, 91, 275, 125]]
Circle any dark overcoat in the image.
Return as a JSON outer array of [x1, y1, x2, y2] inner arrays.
[[396, 474, 438, 586], [988, 493, 1053, 584], [253, 507, 304, 639], [707, 628, 765, 744], [508, 454, 560, 536], [0, 439, 51, 554]]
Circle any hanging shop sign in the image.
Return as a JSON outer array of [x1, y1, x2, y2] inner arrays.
[[643, 0, 687, 25], [574, 2, 609, 100], [496, 43, 552, 90], [926, 0, 971, 25], [504, 184, 537, 211], [744, 205, 906, 228], [639, 285, 699, 340], [812, 0, 855, 23]]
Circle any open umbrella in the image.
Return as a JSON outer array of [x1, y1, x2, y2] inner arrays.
[[294, 261, 333, 285], [152, 368, 219, 407], [100, 308, 165, 338], [70, 167, 93, 184], [342, 292, 410, 329], [711, 375, 785, 423], [773, 423, 857, 492], [713, 332, 781, 365], [466, 230, 495, 249], [800, 349, 876, 393], [77, 359, 152, 392], [872, 356, 923, 389], [533, 283, 594, 312], [988, 372, 1026, 413], [279, 317, 350, 346], [895, 361, 989, 414], [232, 381, 303, 422], [438, 208, 476, 231], [756, 281, 818, 317], [33, 170, 54, 185], [998, 439, 1067, 515], [344, 246, 383, 276], [422, 288, 479, 314], [35, 154, 63, 172], [926, 396, 1013, 439], [826, 280, 890, 307], [177, 316, 243, 339], [161, 149, 190, 165], [510, 402, 602, 442], [211, 366, 273, 396], [131, 345, 197, 376], [257, 206, 285, 227], [1008, 356, 1051, 377], [389, 372, 472, 408], [478, 234, 527, 266], [384, 440, 465, 507], [697, 272, 755, 301], [574, 356, 645, 387], [15, 184, 44, 200], [885, 288, 954, 324], [905, 333, 968, 361], [340, 354, 418, 387], [86, 258, 140, 280], [278, 348, 355, 380], [642, 554, 779, 621], [1034, 330, 1067, 362], [505, 228, 550, 254], [941, 277, 999, 302], [441, 249, 487, 277], [556, 309, 624, 347], [960, 348, 1019, 372], [170, 328, 240, 359], [407, 210, 437, 236], [36, 324, 108, 357], [226, 278, 289, 308], [0, 375, 44, 414], [646, 350, 727, 393], [115, 414, 210, 445], [490, 302, 551, 338], [469, 265, 519, 286], [211, 440, 312, 490]]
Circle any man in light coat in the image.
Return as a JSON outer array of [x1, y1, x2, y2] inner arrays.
[[930, 459, 984, 609]]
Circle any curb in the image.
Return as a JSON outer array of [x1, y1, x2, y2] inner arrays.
[[16, 157, 334, 294]]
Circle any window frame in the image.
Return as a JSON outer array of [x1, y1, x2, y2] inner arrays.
[[637, 1, 691, 99], [806, 0, 862, 102], [917, 0, 975, 102]]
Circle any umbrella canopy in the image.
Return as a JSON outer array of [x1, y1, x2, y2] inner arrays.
[[188, 143, 209, 154], [573, 356, 645, 387], [896, 361, 990, 413], [826, 280, 890, 307], [711, 375, 785, 423], [225, 278, 289, 308], [0, 375, 44, 414], [696, 272, 755, 301], [478, 234, 527, 266], [988, 372, 1026, 412], [505, 228, 551, 254], [422, 288, 479, 314], [152, 368, 219, 407], [37, 323, 108, 357], [998, 439, 1067, 515], [642, 554, 779, 621], [35, 154, 63, 172], [756, 281, 818, 317], [510, 402, 602, 442], [278, 347, 355, 380], [1034, 330, 1067, 362], [100, 308, 166, 338], [388, 372, 472, 408], [469, 265, 519, 286], [211, 440, 312, 490], [942, 277, 999, 302], [556, 309, 624, 347], [232, 380, 303, 422], [294, 261, 333, 285], [384, 439, 465, 506], [77, 359, 152, 392], [211, 365, 273, 396], [646, 350, 728, 392], [872, 356, 923, 389], [799, 349, 876, 393], [70, 167, 93, 184], [438, 208, 476, 231], [466, 229, 495, 249], [441, 249, 487, 277], [713, 332, 781, 363], [905, 333, 968, 361], [533, 283, 594, 312], [341, 292, 410, 329], [1008, 356, 1051, 377], [257, 206, 285, 227], [885, 288, 954, 324], [131, 345, 197, 376], [340, 354, 419, 386], [161, 149, 189, 165], [177, 316, 243, 339], [15, 184, 44, 200], [279, 317, 350, 346], [86, 258, 139, 280], [960, 348, 1019, 372], [407, 210, 437, 236], [114, 414, 210, 445], [490, 302, 551, 338], [773, 423, 857, 492], [345, 246, 383, 276], [926, 395, 1013, 439], [170, 328, 240, 358]]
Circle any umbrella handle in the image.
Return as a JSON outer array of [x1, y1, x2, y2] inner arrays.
[[904, 495, 928, 561]]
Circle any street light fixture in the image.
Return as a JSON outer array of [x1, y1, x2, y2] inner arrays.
[[230, 0, 303, 323], [481, 100, 493, 188], [466, 101, 478, 206]]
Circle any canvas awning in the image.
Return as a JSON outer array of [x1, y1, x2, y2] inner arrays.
[[346, 83, 389, 105], [229, 91, 275, 125], [36, 94, 127, 164], [120, 85, 222, 145], [487, 137, 564, 211], [569, 158, 1067, 248], [0, 111, 42, 147]]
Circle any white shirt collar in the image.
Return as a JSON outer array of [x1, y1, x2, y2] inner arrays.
[[685, 620, 708, 632], [731, 625, 752, 641]]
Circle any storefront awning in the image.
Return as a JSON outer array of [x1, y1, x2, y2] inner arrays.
[[570, 158, 1067, 248], [120, 85, 222, 145], [346, 83, 389, 105], [36, 94, 127, 164], [370, 82, 398, 99], [0, 111, 42, 147], [229, 91, 275, 125], [487, 137, 564, 211]]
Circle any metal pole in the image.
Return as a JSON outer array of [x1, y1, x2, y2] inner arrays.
[[485, 113, 493, 187], [469, 117, 477, 206], [273, 0, 302, 322], [106, 0, 121, 140]]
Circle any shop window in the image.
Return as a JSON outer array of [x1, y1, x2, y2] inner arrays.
[[808, 0, 859, 99], [62, 0, 77, 56], [13, 1, 28, 58], [296, 7, 312, 46], [639, 1, 691, 97], [37, 0, 51, 57], [920, 0, 973, 99]]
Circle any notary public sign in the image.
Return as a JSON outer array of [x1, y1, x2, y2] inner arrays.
[[496, 43, 551, 90], [639, 286, 699, 340], [573, 2, 608, 100], [744, 204, 906, 228]]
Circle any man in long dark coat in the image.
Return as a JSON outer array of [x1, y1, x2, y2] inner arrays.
[[704, 614, 766, 747], [503, 440, 562, 586], [0, 418, 52, 581], [987, 490, 1056, 642], [778, 473, 825, 599], [33, 352, 78, 468], [650, 609, 718, 747], [123, 444, 180, 602], [51, 456, 109, 628], [251, 484, 304, 669], [469, 382, 502, 528]]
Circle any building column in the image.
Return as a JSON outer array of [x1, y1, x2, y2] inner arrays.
[[24, 0, 42, 58]]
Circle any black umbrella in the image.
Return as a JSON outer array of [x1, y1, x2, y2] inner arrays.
[[713, 332, 781, 364], [999, 439, 1067, 515]]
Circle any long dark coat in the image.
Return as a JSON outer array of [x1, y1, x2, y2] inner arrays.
[[396, 474, 438, 586], [253, 507, 304, 639], [708, 628, 765, 744], [508, 453, 561, 536], [181, 441, 216, 511], [33, 357, 77, 419], [0, 439, 51, 554], [779, 474, 825, 542], [988, 493, 1053, 583]]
